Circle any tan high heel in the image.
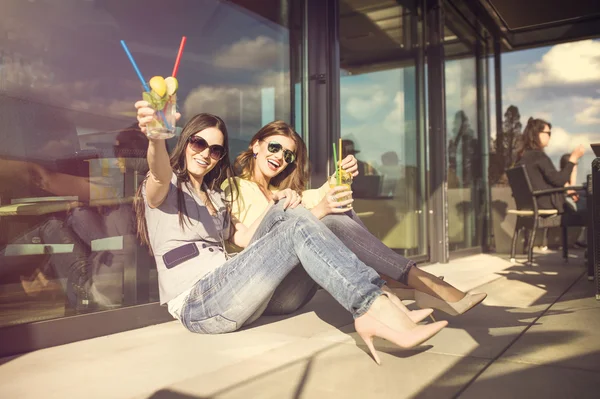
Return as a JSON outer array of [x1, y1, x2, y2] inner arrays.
[[354, 296, 448, 365], [414, 291, 487, 316], [381, 287, 433, 323], [388, 275, 445, 300]]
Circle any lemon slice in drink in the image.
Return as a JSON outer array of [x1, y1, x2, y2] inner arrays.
[[149, 76, 167, 97], [165, 76, 178, 96]]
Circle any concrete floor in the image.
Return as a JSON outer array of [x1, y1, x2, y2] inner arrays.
[[1, 250, 599, 399]]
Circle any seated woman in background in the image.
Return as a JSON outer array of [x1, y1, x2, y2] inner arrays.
[[223, 120, 486, 317], [516, 117, 586, 215], [135, 102, 447, 365]]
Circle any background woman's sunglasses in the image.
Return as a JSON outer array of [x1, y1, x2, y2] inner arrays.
[[267, 141, 296, 164], [188, 136, 226, 160]]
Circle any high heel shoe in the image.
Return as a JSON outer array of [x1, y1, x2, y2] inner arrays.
[[381, 287, 433, 323], [413, 291, 487, 316], [388, 275, 445, 301], [354, 296, 448, 365]]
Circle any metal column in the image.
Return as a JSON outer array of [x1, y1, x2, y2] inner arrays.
[[426, 0, 449, 263]]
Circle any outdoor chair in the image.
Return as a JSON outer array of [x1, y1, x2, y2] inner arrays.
[[506, 165, 586, 266]]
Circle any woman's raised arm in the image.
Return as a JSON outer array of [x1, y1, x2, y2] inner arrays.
[[136, 100, 178, 208]]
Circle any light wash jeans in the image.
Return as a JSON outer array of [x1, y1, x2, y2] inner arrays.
[[321, 210, 415, 284], [180, 202, 385, 334], [260, 209, 416, 316]]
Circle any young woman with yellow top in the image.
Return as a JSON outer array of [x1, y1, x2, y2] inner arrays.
[[223, 121, 487, 317], [135, 102, 447, 365]]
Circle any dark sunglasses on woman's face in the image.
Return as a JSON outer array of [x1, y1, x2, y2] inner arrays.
[[266, 141, 296, 164], [188, 136, 226, 160]]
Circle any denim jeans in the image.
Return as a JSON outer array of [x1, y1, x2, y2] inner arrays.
[[321, 210, 415, 284], [180, 202, 385, 334], [259, 209, 416, 316]]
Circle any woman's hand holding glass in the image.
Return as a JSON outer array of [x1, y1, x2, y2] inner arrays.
[[135, 100, 181, 137], [312, 184, 354, 219], [272, 188, 302, 210], [338, 155, 359, 177]]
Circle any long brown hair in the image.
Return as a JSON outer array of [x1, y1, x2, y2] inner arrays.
[[134, 113, 238, 251], [235, 120, 309, 192], [517, 117, 552, 160]]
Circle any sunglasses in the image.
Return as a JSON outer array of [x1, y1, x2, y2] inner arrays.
[[188, 136, 226, 160], [266, 141, 296, 164], [541, 130, 551, 136]]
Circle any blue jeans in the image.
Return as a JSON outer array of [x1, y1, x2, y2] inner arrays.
[[321, 210, 415, 284], [261, 209, 416, 316], [180, 202, 385, 334]]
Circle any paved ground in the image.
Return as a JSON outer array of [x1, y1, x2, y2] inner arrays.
[[1, 250, 599, 399]]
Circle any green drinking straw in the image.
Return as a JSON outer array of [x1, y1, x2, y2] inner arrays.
[[332, 142, 340, 185]]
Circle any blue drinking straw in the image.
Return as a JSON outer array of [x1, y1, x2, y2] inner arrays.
[[120, 40, 171, 130], [120, 40, 150, 92]]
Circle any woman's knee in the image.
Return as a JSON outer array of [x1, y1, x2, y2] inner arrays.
[[283, 205, 314, 220], [321, 213, 354, 233]]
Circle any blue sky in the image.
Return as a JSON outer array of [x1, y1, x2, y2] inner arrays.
[[498, 39, 600, 183], [338, 39, 600, 184], [4, 0, 597, 184]]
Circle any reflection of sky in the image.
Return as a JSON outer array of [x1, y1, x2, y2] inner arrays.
[[445, 58, 477, 136], [0, 0, 290, 148], [340, 68, 418, 170]]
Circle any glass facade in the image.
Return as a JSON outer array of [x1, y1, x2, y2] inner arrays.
[[338, 0, 428, 257], [443, 3, 483, 251], [1, 0, 495, 352], [0, 0, 297, 329]]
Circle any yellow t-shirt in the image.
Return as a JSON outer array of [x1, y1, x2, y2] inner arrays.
[[221, 177, 329, 225]]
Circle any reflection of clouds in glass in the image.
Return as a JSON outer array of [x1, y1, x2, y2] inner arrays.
[[445, 59, 477, 130], [345, 90, 389, 120], [341, 69, 416, 167], [183, 86, 261, 137], [0, 56, 55, 92], [383, 91, 405, 133], [340, 68, 422, 167], [182, 71, 290, 140], [214, 36, 287, 70]]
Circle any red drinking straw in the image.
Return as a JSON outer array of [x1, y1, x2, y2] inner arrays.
[[172, 36, 187, 77]]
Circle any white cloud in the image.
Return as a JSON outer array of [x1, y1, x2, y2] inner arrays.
[[214, 36, 286, 70], [516, 40, 600, 90], [345, 90, 389, 121], [445, 59, 477, 124], [575, 97, 600, 125], [183, 85, 262, 136], [544, 126, 593, 157], [383, 91, 405, 133]]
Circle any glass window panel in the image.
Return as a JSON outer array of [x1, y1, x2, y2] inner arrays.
[[444, 6, 482, 251], [339, 0, 427, 257], [0, 0, 295, 327]]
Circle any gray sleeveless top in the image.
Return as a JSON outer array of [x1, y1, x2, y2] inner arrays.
[[143, 173, 230, 304]]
